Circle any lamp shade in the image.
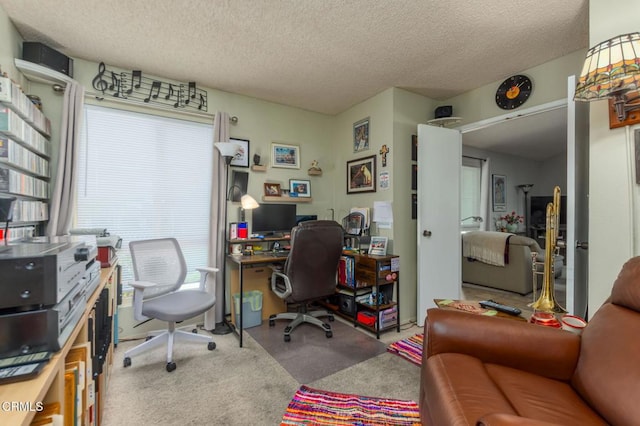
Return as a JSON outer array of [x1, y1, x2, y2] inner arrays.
[[214, 142, 241, 158], [574, 32, 640, 101], [240, 195, 259, 210]]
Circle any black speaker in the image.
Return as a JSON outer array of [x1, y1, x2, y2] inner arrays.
[[22, 42, 73, 77], [434, 105, 453, 119]]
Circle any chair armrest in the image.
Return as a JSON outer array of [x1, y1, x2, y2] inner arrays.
[[130, 281, 157, 321], [477, 413, 565, 426], [130, 280, 157, 289], [425, 308, 580, 381], [196, 267, 219, 292], [271, 270, 292, 299]]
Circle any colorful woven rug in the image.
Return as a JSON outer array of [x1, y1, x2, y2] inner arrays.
[[386, 333, 423, 366], [281, 385, 421, 425]]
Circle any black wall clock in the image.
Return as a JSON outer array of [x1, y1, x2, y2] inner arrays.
[[495, 75, 532, 110]]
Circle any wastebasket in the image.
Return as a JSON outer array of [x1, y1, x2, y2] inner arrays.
[[233, 290, 263, 328]]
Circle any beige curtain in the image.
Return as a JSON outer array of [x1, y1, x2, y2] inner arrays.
[[204, 112, 230, 330], [46, 81, 85, 236]]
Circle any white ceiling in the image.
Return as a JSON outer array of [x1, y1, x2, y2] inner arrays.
[[0, 0, 588, 159], [462, 107, 568, 161]]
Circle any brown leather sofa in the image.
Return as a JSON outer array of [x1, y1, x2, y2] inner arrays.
[[420, 256, 640, 425]]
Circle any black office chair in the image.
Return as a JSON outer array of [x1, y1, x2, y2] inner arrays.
[[268, 220, 344, 342]]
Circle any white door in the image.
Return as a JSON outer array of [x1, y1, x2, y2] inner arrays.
[[417, 124, 462, 326], [565, 75, 589, 317]]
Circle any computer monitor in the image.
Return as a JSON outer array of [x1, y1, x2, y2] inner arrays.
[[530, 195, 567, 227], [251, 203, 297, 236]]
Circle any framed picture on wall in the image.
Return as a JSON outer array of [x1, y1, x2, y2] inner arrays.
[[492, 174, 507, 212], [347, 155, 376, 194], [353, 117, 370, 152], [289, 179, 311, 197], [271, 142, 300, 169], [229, 138, 250, 167]]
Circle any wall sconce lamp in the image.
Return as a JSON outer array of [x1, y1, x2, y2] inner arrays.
[[574, 32, 640, 129]]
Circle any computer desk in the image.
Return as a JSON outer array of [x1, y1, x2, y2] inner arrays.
[[227, 252, 289, 347]]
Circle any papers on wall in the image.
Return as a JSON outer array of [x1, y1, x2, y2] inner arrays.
[[373, 201, 393, 229]]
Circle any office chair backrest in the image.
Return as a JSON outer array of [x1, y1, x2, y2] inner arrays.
[[284, 220, 344, 303], [129, 238, 187, 300]]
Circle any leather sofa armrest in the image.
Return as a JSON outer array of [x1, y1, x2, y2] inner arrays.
[[424, 308, 580, 380], [477, 413, 566, 426]]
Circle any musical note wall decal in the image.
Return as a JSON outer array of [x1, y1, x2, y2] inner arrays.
[[90, 62, 208, 112], [126, 70, 142, 94], [144, 81, 161, 103], [92, 62, 108, 94]]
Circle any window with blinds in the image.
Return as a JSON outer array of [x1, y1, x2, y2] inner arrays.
[[75, 105, 214, 289], [461, 157, 482, 230]]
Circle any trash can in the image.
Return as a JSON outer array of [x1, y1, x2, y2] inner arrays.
[[233, 290, 263, 328]]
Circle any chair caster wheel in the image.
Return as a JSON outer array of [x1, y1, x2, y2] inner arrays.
[[326, 331, 333, 338], [192, 328, 198, 333], [284, 334, 291, 342], [328, 315, 335, 322], [146, 336, 153, 341], [123, 357, 131, 368], [208, 342, 216, 350], [269, 319, 275, 327], [166, 362, 177, 372]]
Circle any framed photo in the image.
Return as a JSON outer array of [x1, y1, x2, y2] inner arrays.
[[271, 142, 300, 169], [229, 138, 250, 167], [263, 182, 281, 196], [368, 236, 388, 256], [347, 155, 376, 194], [492, 174, 507, 212], [289, 179, 311, 197], [353, 117, 370, 152], [411, 134, 417, 161]]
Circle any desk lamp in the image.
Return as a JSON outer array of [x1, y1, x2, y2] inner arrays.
[[213, 141, 242, 335]]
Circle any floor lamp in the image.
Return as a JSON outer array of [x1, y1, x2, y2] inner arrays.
[[517, 184, 534, 237], [212, 142, 241, 334]]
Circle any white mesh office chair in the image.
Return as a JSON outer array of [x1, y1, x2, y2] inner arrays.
[[123, 238, 218, 372]]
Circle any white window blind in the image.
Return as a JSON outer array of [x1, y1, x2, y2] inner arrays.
[[76, 105, 214, 288]]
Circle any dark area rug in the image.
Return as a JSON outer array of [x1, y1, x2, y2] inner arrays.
[[246, 318, 387, 383]]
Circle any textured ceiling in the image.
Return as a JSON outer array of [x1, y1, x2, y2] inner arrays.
[[0, 0, 588, 116]]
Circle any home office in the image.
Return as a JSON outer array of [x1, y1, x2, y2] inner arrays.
[[1, 1, 640, 425]]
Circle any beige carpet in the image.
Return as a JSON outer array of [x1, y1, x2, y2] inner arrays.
[[101, 319, 421, 426]]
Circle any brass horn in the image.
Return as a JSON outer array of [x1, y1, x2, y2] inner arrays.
[[530, 186, 566, 313]]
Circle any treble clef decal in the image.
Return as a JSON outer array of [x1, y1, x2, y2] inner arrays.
[[92, 62, 108, 95]]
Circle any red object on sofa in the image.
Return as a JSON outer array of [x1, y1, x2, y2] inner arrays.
[[419, 256, 640, 425]]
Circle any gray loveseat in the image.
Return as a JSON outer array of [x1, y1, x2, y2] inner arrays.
[[462, 233, 554, 295]]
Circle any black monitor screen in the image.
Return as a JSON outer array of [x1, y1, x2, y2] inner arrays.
[[530, 196, 567, 227], [251, 203, 297, 235]]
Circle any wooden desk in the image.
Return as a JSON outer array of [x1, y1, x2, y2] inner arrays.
[[434, 299, 527, 321], [227, 253, 288, 347], [0, 263, 118, 426]]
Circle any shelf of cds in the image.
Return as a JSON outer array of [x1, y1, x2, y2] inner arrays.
[[0, 74, 52, 235]]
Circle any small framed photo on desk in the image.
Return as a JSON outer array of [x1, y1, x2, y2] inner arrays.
[[368, 236, 388, 256]]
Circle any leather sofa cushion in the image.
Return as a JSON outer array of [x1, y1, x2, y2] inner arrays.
[[572, 303, 640, 425], [611, 256, 640, 312], [423, 353, 606, 425]]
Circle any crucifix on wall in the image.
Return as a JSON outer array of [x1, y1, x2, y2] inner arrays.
[[379, 144, 389, 167]]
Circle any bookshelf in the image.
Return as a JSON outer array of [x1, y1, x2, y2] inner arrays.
[[0, 262, 119, 426], [0, 75, 52, 239]]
